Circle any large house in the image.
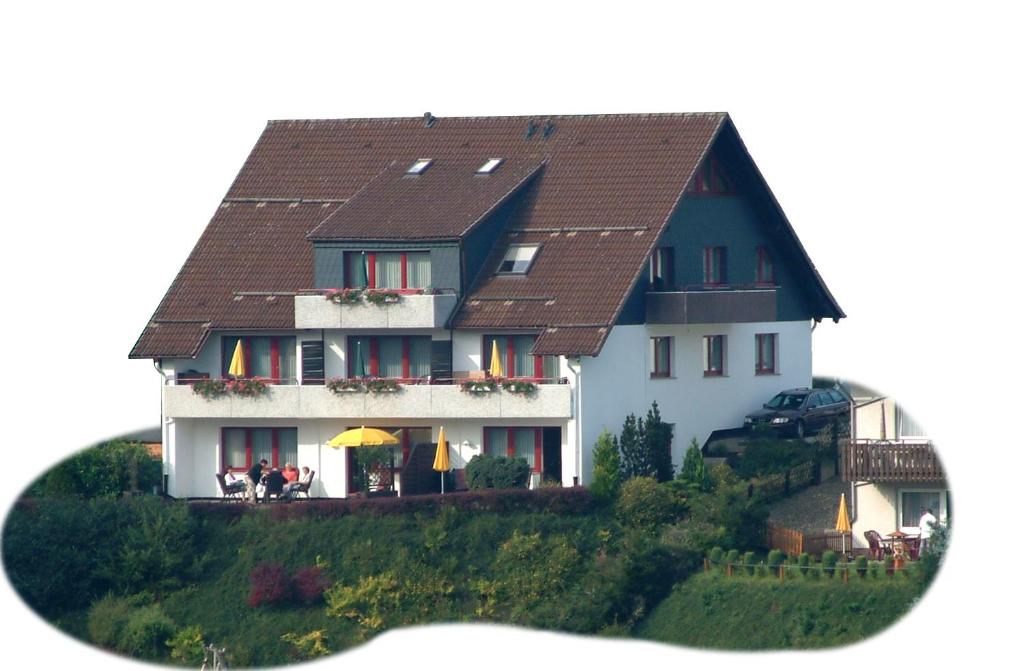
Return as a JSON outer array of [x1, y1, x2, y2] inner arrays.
[[130, 113, 844, 499]]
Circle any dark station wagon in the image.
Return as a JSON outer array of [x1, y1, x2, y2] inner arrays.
[[744, 387, 850, 439]]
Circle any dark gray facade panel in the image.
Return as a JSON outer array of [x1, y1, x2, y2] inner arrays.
[[313, 243, 461, 293], [462, 195, 521, 292], [660, 196, 811, 321], [646, 290, 777, 324]]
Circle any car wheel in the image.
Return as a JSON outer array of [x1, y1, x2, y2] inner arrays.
[[795, 420, 806, 439]]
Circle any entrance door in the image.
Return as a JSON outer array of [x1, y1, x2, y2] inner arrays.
[[542, 427, 562, 482]]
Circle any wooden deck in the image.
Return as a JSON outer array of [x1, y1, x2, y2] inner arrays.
[[840, 439, 943, 482]]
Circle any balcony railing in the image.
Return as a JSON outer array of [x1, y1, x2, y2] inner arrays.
[[164, 378, 572, 420], [294, 289, 458, 329], [840, 439, 944, 482], [646, 285, 777, 324]]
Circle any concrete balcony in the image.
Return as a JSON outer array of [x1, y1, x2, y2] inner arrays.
[[294, 292, 458, 329], [164, 382, 572, 420], [646, 287, 777, 324]]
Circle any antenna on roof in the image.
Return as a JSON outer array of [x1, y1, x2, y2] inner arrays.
[[525, 119, 537, 139], [424, 112, 436, 128], [542, 119, 556, 139]]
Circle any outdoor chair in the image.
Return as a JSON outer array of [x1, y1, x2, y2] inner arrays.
[[290, 470, 316, 499], [215, 473, 245, 500], [864, 530, 891, 561]]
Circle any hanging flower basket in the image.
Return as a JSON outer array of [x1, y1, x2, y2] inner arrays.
[[325, 288, 363, 304], [460, 379, 498, 394], [326, 378, 365, 394], [501, 380, 538, 395], [191, 378, 228, 399], [227, 377, 270, 397], [364, 290, 401, 305], [365, 378, 402, 393]]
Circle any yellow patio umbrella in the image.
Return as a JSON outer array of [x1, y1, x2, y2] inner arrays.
[[227, 339, 246, 377], [326, 426, 400, 448], [433, 426, 450, 493], [835, 493, 852, 554], [488, 339, 504, 378]]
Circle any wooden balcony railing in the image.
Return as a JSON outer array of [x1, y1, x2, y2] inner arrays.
[[840, 439, 944, 482]]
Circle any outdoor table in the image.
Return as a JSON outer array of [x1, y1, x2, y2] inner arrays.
[[887, 531, 911, 561]]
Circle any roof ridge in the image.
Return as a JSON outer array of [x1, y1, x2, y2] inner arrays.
[[267, 112, 729, 125]]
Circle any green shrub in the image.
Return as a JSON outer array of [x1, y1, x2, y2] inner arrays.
[[725, 549, 740, 571], [119, 604, 176, 659], [734, 437, 817, 479], [590, 430, 622, 504], [798, 552, 810, 576], [679, 438, 711, 491], [281, 630, 332, 660], [822, 551, 838, 578], [708, 462, 739, 490], [118, 498, 201, 594], [88, 594, 137, 649], [766, 549, 784, 572], [854, 555, 868, 578], [166, 625, 205, 666], [743, 551, 756, 576], [709, 546, 724, 565], [615, 477, 679, 530], [28, 440, 162, 499], [869, 560, 885, 580], [465, 454, 531, 489]]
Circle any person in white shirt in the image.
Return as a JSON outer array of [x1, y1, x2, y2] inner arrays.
[[918, 508, 938, 555]]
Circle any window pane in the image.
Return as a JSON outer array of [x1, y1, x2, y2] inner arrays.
[[901, 491, 942, 528], [898, 408, 927, 438], [378, 337, 403, 378], [514, 428, 535, 470], [278, 337, 296, 384], [407, 428, 432, 449], [483, 336, 508, 374], [513, 336, 534, 377], [408, 337, 432, 378], [541, 355, 559, 380], [376, 252, 402, 289], [277, 428, 298, 468], [251, 429, 273, 466], [406, 252, 431, 289], [485, 428, 508, 457], [250, 337, 272, 378], [652, 337, 671, 376], [223, 429, 247, 470]]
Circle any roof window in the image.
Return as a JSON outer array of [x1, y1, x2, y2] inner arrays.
[[406, 158, 433, 175], [476, 158, 503, 174], [497, 245, 539, 274]]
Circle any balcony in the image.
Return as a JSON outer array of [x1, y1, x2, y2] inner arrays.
[[840, 439, 944, 482], [164, 381, 572, 420], [646, 286, 776, 324], [294, 290, 458, 330]]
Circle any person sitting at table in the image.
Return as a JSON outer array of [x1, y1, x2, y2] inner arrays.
[[283, 466, 314, 500], [282, 463, 300, 485], [263, 468, 287, 502]]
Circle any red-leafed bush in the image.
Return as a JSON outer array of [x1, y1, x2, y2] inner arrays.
[[292, 566, 331, 604], [248, 563, 291, 607]]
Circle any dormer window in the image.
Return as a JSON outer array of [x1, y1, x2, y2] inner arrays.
[[497, 245, 539, 274], [476, 158, 503, 174], [406, 158, 433, 175]]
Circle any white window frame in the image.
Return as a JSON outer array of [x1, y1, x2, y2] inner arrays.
[[476, 158, 503, 174], [406, 158, 433, 175]]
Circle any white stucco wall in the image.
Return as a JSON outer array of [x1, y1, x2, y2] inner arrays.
[[850, 481, 949, 548], [577, 320, 812, 483]]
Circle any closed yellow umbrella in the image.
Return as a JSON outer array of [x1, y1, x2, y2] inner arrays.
[[433, 426, 450, 494], [228, 339, 246, 378], [326, 426, 400, 448], [835, 493, 852, 554], [488, 339, 504, 378]]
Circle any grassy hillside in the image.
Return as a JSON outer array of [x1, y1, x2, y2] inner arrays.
[[636, 571, 921, 649]]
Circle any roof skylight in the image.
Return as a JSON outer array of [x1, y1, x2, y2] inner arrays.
[[406, 158, 433, 175], [497, 244, 539, 274], [476, 158, 503, 174]]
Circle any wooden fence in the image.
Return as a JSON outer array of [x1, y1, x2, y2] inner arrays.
[[763, 522, 853, 557], [748, 460, 818, 502]]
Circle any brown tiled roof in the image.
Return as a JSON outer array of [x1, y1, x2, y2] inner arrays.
[[533, 327, 610, 357], [308, 155, 547, 240], [132, 113, 840, 359]]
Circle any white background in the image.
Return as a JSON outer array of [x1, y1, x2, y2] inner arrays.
[[1, 0, 1020, 667]]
